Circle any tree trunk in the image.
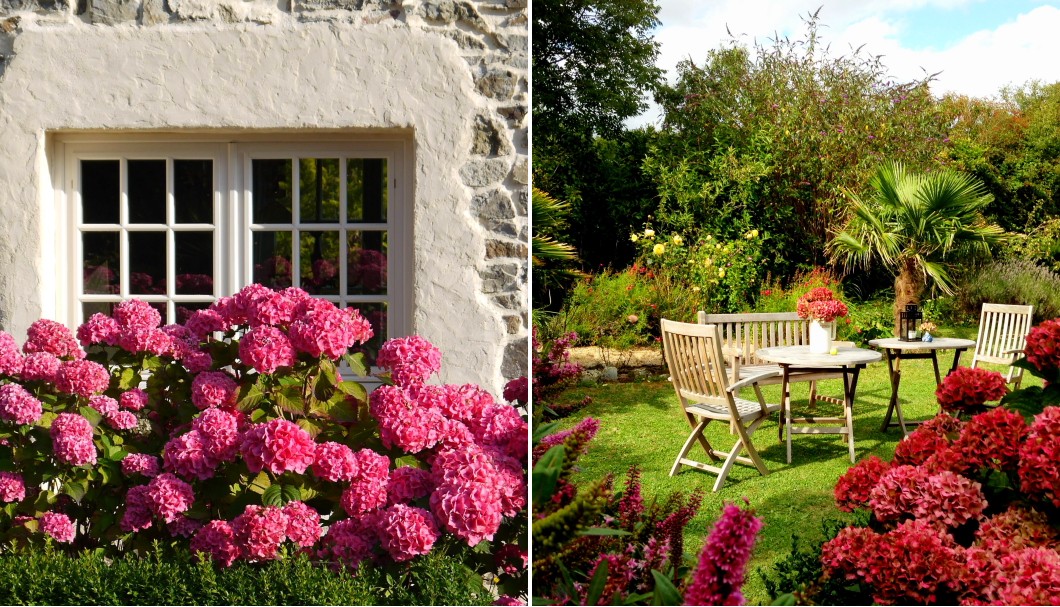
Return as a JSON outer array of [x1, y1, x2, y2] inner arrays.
[[893, 258, 924, 336]]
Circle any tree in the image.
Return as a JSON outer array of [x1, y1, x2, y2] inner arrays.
[[532, 188, 583, 309], [830, 162, 1008, 333]]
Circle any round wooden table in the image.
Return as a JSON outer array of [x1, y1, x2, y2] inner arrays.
[[868, 337, 976, 435], [755, 345, 882, 464]]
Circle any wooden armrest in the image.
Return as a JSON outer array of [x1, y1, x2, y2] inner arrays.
[[721, 346, 744, 384], [728, 370, 781, 392], [1002, 348, 1025, 356]]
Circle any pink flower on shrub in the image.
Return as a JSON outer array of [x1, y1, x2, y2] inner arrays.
[[502, 376, 528, 405], [240, 419, 317, 475], [288, 304, 373, 360], [387, 466, 434, 505], [191, 520, 240, 567], [469, 404, 528, 459], [105, 410, 138, 431], [19, 352, 60, 383], [0, 383, 43, 425], [935, 366, 1008, 414], [190, 371, 238, 409], [984, 547, 1060, 605], [39, 512, 76, 543], [144, 473, 195, 523], [867, 465, 930, 523], [494, 596, 524, 606], [120, 388, 148, 412], [23, 319, 85, 360], [50, 412, 96, 466], [117, 328, 173, 356], [0, 471, 25, 502], [318, 518, 376, 571], [0, 332, 23, 376], [795, 288, 849, 322], [185, 309, 227, 340], [232, 505, 289, 560], [429, 481, 503, 546], [432, 444, 497, 488], [341, 449, 390, 516], [951, 406, 1028, 473], [1019, 405, 1060, 507], [77, 313, 120, 347], [230, 284, 274, 325], [1025, 319, 1060, 373], [283, 501, 323, 548], [432, 383, 495, 423], [55, 359, 110, 397], [192, 408, 241, 462], [168, 515, 204, 538], [113, 300, 161, 331], [494, 543, 527, 576], [246, 290, 298, 328], [377, 336, 441, 387], [182, 349, 214, 373], [88, 395, 118, 417], [821, 525, 883, 584], [121, 453, 161, 478], [975, 504, 1059, 553], [683, 502, 763, 606], [377, 403, 444, 453], [312, 441, 359, 482], [163, 431, 218, 480], [483, 449, 527, 518], [239, 326, 296, 374], [121, 485, 154, 532], [913, 471, 987, 529], [894, 427, 950, 467], [377, 504, 439, 562]]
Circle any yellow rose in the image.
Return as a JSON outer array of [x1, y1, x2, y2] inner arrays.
[[692, 286, 701, 292], [630, 234, 639, 242], [718, 268, 726, 278], [653, 243, 665, 256], [715, 243, 722, 250], [706, 235, 713, 240], [644, 228, 655, 238], [672, 235, 683, 245], [751, 229, 759, 238], [704, 257, 713, 266]]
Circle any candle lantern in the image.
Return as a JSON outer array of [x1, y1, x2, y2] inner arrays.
[[899, 304, 922, 342]]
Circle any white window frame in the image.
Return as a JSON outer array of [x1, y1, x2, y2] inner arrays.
[[49, 133, 412, 348]]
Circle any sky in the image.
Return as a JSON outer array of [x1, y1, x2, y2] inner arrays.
[[628, 0, 1060, 128]]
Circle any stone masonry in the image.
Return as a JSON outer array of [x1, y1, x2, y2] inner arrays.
[[0, 0, 528, 395]]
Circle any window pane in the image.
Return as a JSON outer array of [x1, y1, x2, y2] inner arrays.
[[300, 231, 339, 295], [299, 158, 340, 223], [347, 231, 387, 295], [128, 160, 166, 224], [175, 232, 214, 295], [348, 301, 386, 364], [253, 231, 293, 289], [347, 158, 387, 223], [252, 159, 292, 223], [82, 232, 119, 295], [150, 302, 168, 324], [83, 302, 116, 319], [129, 232, 167, 295], [175, 160, 214, 224], [176, 302, 212, 325], [81, 160, 120, 224]]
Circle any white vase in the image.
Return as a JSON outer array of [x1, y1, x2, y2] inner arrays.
[[809, 320, 833, 354]]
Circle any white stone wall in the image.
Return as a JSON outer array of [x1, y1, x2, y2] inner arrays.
[[0, 0, 528, 395]]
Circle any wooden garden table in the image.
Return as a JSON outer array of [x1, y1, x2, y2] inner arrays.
[[868, 337, 976, 436], [755, 345, 882, 464]]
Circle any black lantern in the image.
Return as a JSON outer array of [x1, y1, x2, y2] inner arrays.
[[899, 304, 922, 341]]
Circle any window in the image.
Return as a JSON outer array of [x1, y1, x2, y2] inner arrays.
[[54, 136, 409, 362]]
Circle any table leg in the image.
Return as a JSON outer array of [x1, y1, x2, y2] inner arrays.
[[949, 348, 967, 375], [844, 367, 861, 463], [880, 350, 908, 434], [931, 351, 941, 385], [782, 365, 793, 464]]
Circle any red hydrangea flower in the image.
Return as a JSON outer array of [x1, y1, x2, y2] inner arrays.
[[377, 504, 439, 562], [913, 471, 987, 529], [312, 441, 359, 482], [796, 288, 849, 322], [1025, 319, 1060, 373], [502, 376, 529, 405], [429, 481, 503, 546], [113, 300, 161, 331], [985, 547, 1060, 605], [19, 352, 60, 383], [238, 325, 296, 374], [894, 428, 949, 467], [191, 520, 241, 567], [0, 331, 24, 376], [0, 383, 43, 425], [377, 336, 441, 387], [23, 319, 85, 360], [121, 453, 161, 478], [935, 366, 1008, 414], [867, 465, 930, 523], [190, 371, 238, 409], [39, 512, 76, 543], [975, 504, 1060, 553], [951, 406, 1028, 473], [0, 471, 25, 502], [1019, 406, 1060, 507], [55, 359, 110, 397], [683, 502, 763, 606], [239, 419, 317, 475], [317, 517, 376, 572], [282, 501, 322, 548], [144, 473, 195, 523]]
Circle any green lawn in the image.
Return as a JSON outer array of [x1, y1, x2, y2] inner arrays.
[[547, 327, 1040, 605]]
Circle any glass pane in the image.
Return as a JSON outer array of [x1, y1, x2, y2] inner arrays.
[[129, 232, 167, 295], [82, 232, 119, 295], [128, 160, 166, 224], [175, 160, 214, 224], [347, 231, 387, 295], [347, 301, 386, 364], [175, 232, 214, 295], [252, 231, 293, 289], [150, 302, 168, 324], [252, 159, 292, 223], [81, 160, 120, 224], [347, 158, 387, 223], [299, 158, 340, 223], [300, 231, 339, 295], [176, 302, 212, 325], [82, 302, 116, 319]]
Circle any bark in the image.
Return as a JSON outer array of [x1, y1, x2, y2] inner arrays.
[[893, 257, 924, 336]]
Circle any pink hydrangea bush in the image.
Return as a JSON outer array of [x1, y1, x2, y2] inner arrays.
[[0, 284, 527, 601]]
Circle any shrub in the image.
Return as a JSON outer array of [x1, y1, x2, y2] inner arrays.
[[0, 285, 527, 601], [529, 329, 590, 421], [959, 259, 1060, 321]]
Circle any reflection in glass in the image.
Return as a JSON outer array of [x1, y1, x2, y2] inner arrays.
[[175, 232, 214, 295], [83, 302, 116, 319], [175, 160, 214, 224], [300, 159, 340, 223], [128, 160, 166, 224], [176, 302, 212, 324], [253, 231, 293, 289], [82, 232, 119, 295], [81, 160, 120, 224], [347, 301, 387, 365], [150, 302, 168, 323], [301, 231, 339, 295], [252, 159, 293, 223], [129, 232, 167, 295], [347, 158, 387, 222], [347, 231, 387, 295]]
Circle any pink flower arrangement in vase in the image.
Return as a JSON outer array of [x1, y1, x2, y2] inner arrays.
[[797, 288, 849, 353]]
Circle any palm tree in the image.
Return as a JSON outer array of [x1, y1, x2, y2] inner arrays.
[[532, 187, 583, 308], [829, 161, 1008, 335]]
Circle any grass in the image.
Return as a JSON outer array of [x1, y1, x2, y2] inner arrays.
[[547, 325, 1041, 605]]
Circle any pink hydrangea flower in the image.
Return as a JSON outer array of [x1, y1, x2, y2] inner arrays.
[[376, 403, 444, 453], [88, 395, 119, 417], [282, 501, 323, 548], [484, 449, 527, 518], [0, 471, 25, 502], [120, 485, 154, 532], [951, 406, 1028, 473], [239, 326, 296, 374], [55, 359, 110, 397], [288, 304, 373, 360], [1025, 319, 1060, 373], [377, 504, 439, 562], [987, 547, 1060, 605], [118, 328, 174, 356], [312, 441, 359, 482], [239, 419, 317, 475], [113, 299, 161, 331], [144, 473, 195, 523], [191, 520, 240, 567], [376, 335, 441, 387], [0, 383, 43, 425], [913, 471, 988, 529], [105, 410, 138, 431], [39, 512, 76, 543], [502, 376, 528, 405], [76, 313, 120, 347], [494, 596, 524, 606], [120, 388, 149, 411], [50, 412, 96, 466], [19, 352, 60, 383], [318, 518, 376, 572], [246, 290, 298, 328], [867, 465, 931, 523], [975, 504, 1059, 553], [185, 309, 228, 340], [182, 349, 214, 373], [0, 331, 24, 376], [432, 444, 498, 488], [168, 515, 204, 538], [121, 453, 161, 478], [163, 431, 218, 480], [387, 466, 434, 505], [469, 404, 528, 456], [232, 505, 289, 560], [341, 449, 390, 516], [192, 408, 241, 463], [429, 482, 503, 546], [1019, 406, 1060, 507], [683, 502, 763, 606], [834, 456, 890, 512], [190, 371, 238, 409], [23, 319, 85, 360], [935, 366, 1009, 414]]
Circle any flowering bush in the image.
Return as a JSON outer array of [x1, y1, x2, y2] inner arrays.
[[796, 287, 849, 323], [0, 284, 527, 600], [935, 366, 1009, 415]]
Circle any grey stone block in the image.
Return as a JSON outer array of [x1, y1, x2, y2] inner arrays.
[[90, 0, 140, 24], [502, 338, 528, 378], [460, 158, 509, 188]]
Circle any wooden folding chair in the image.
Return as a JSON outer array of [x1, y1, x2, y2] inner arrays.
[[971, 303, 1034, 389], [660, 318, 781, 492]]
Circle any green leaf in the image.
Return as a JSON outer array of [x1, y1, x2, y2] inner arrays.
[[296, 418, 324, 438], [344, 352, 370, 377], [63, 478, 89, 503], [140, 355, 163, 371], [237, 382, 267, 411], [118, 367, 140, 390], [1001, 386, 1047, 422], [78, 406, 103, 429], [531, 445, 566, 509], [273, 388, 305, 416], [532, 421, 560, 445], [322, 399, 358, 423], [578, 527, 632, 537], [319, 358, 339, 385], [771, 592, 797, 606], [336, 380, 368, 402], [262, 484, 284, 507], [650, 571, 682, 606], [281, 484, 301, 504], [585, 559, 609, 607], [247, 472, 271, 495]]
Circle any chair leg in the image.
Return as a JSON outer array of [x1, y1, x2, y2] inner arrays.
[[670, 418, 713, 477], [742, 416, 771, 475], [808, 380, 817, 411], [712, 437, 743, 492]]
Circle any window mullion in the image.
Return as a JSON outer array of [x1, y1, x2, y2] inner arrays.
[[339, 156, 348, 305], [119, 158, 129, 300], [291, 157, 300, 290]]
